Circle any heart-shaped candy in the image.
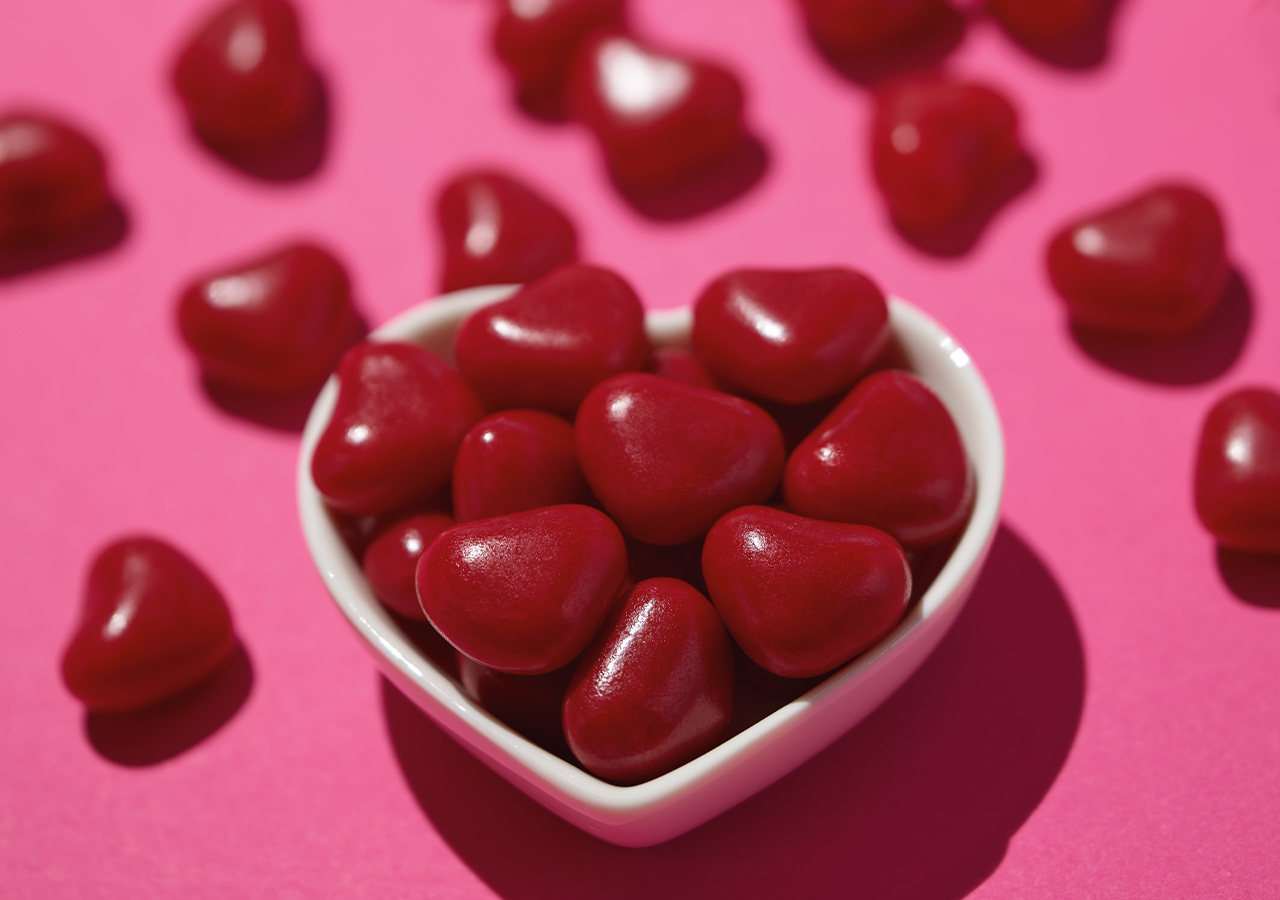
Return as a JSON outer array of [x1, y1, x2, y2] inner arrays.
[[0, 111, 110, 246], [691, 267, 891, 405], [62, 537, 237, 712], [435, 169, 579, 293], [871, 72, 1021, 231], [575, 372, 786, 545], [454, 263, 649, 415], [568, 31, 746, 191], [171, 0, 318, 148], [458, 652, 575, 753], [492, 0, 626, 112], [987, 0, 1104, 51], [362, 511, 456, 621], [177, 241, 363, 394], [797, 0, 957, 57], [563, 577, 734, 784], [1194, 387, 1280, 555], [311, 341, 484, 516], [451, 409, 590, 522], [417, 504, 627, 674], [702, 506, 911, 678], [1046, 183, 1229, 337], [784, 369, 972, 549]]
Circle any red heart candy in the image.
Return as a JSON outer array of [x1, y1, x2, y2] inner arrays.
[[61, 537, 237, 712], [568, 31, 746, 191], [797, 0, 957, 57], [492, 0, 626, 113], [171, 0, 318, 148], [1046, 183, 1229, 337], [458, 652, 575, 752], [987, 0, 1104, 50], [176, 241, 363, 394], [417, 504, 627, 674], [435, 169, 579, 293], [362, 511, 456, 621], [1194, 387, 1280, 555], [454, 263, 649, 415], [575, 372, 785, 545], [691, 267, 890, 405], [0, 111, 110, 246], [563, 577, 734, 783], [784, 369, 972, 549], [452, 409, 590, 523], [703, 506, 910, 678], [646, 346, 720, 391], [311, 341, 484, 516], [871, 72, 1021, 231]]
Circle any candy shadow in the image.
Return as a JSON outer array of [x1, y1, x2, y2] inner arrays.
[[1216, 547, 1280, 609], [383, 523, 1085, 899], [84, 642, 254, 766], [1068, 268, 1252, 386], [0, 201, 129, 281], [985, 0, 1125, 71], [192, 69, 332, 182], [611, 135, 770, 222], [892, 151, 1039, 258], [809, 7, 969, 88]]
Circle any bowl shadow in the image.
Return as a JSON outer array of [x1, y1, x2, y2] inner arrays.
[[84, 642, 254, 766], [382, 522, 1085, 898], [191, 69, 332, 182], [0, 201, 129, 281], [1068, 267, 1252, 386]]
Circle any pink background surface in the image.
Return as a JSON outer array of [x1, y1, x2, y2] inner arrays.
[[3, 0, 1279, 896]]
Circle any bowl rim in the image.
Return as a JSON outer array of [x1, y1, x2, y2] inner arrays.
[[297, 284, 1005, 844]]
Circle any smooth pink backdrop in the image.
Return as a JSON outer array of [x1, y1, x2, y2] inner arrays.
[[3, 1, 1278, 897]]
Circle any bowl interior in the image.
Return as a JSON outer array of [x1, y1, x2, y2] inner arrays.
[[297, 284, 1005, 846]]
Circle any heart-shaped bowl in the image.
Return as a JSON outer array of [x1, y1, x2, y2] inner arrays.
[[298, 284, 1005, 847]]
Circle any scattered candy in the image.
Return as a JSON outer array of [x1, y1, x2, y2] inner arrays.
[[1194, 388, 1280, 555], [0, 111, 110, 247], [1046, 182, 1229, 337], [62, 537, 237, 712]]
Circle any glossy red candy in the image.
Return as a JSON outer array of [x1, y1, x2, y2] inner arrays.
[[171, 0, 318, 148], [575, 372, 785, 546], [563, 577, 734, 783], [646, 346, 719, 391], [871, 72, 1021, 231], [1046, 183, 1229, 337], [457, 653, 575, 751], [454, 263, 649, 415], [692, 267, 891, 405], [452, 409, 590, 522], [568, 31, 746, 191], [1194, 388, 1280, 555], [784, 369, 972, 549], [436, 169, 579, 293], [0, 111, 109, 246], [797, 0, 956, 57], [417, 504, 628, 674], [702, 506, 911, 678], [493, 0, 626, 111], [62, 536, 237, 712], [361, 511, 455, 620], [987, 0, 1104, 50], [311, 341, 484, 516], [177, 241, 362, 394]]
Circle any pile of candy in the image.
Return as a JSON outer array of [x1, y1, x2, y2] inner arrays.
[[13, 0, 1270, 785]]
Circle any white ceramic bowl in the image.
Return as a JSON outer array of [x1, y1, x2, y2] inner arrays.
[[297, 284, 1005, 847]]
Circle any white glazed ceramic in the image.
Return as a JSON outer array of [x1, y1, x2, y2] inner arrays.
[[297, 284, 1005, 847]]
